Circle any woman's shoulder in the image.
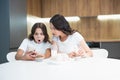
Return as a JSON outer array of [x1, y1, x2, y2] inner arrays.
[[70, 32, 84, 40], [72, 32, 82, 36]]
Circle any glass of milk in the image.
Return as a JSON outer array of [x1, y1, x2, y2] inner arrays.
[[51, 45, 58, 57]]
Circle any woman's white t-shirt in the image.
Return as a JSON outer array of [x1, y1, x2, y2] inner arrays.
[[18, 38, 51, 54], [52, 32, 84, 54]]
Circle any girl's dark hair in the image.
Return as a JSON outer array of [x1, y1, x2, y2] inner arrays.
[[28, 23, 50, 43], [50, 14, 75, 35]]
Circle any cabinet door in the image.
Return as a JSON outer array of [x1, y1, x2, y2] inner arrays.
[[87, 0, 100, 16], [99, 0, 114, 15], [27, 0, 42, 17], [41, 0, 100, 17], [112, 0, 120, 14], [99, 20, 120, 40], [10, 0, 27, 49], [77, 17, 99, 41]]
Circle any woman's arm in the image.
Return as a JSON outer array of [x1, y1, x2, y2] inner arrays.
[[76, 39, 93, 57], [68, 39, 93, 58]]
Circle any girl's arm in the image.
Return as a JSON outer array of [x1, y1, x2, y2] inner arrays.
[[44, 48, 51, 58], [36, 48, 51, 59], [15, 49, 36, 60]]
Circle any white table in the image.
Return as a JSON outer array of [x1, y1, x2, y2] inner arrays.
[[0, 58, 120, 80]]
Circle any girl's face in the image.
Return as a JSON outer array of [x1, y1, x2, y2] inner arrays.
[[50, 23, 62, 37], [33, 28, 45, 44]]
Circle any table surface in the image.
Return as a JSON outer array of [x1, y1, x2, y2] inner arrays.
[[0, 58, 120, 80]]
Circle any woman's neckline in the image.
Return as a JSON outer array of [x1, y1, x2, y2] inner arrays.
[[59, 35, 69, 42]]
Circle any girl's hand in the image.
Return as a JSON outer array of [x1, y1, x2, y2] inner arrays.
[[29, 50, 38, 58], [23, 51, 37, 60], [36, 54, 45, 59]]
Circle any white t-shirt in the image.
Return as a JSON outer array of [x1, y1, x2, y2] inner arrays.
[[18, 38, 51, 54], [52, 32, 84, 54]]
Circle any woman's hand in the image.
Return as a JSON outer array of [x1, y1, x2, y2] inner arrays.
[[68, 47, 88, 58], [75, 48, 86, 57], [75, 47, 91, 58]]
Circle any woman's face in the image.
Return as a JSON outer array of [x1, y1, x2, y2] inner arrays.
[[33, 28, 45, 44], [50, 23, 62, 37]]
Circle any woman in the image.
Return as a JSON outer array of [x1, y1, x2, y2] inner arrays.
[[50, 14, 93, 58], [15, 23, 51, 60]]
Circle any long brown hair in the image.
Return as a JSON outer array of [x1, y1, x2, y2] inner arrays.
[[50, 14, 76, 35]]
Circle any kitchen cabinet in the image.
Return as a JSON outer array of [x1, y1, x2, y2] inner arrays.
[[27, 0, 120, 17]]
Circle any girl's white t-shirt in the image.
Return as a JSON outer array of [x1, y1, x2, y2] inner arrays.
[[52, 32, 84, 54], [18, 38, 51, 54]]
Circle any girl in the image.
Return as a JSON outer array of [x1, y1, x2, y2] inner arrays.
[[15, 23, 51, 60]]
